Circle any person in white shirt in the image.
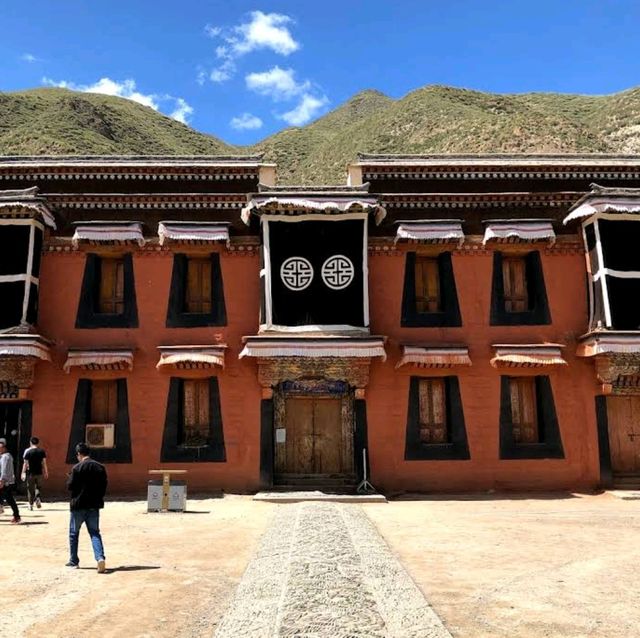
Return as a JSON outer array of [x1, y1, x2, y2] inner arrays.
[[0, 438, 21, 523]]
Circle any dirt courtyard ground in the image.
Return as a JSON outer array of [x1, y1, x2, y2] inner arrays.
[[368, 492, 640, 638], [1, 492, 638, 637]]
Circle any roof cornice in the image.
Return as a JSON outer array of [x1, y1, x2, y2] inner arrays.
[[380, 191, 582, 208], [0, 155, 275, 181]]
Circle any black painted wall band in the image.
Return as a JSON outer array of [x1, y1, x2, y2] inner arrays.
[[499, 375, 564, 460], [160, 376, 226, 462], [404, 376, 470, 461], [75, 253, 139, 329], [401, 252, 462, 327], [490, 250, 551, 326], [595, 395, 613, 488], [166, 253, 227, 328], [66, 378, 133, 464], [259, 398, 274, 488], [354, 398, 370, 480]]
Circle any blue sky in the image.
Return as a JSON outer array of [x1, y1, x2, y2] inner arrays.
[[2, 1, 640, 144]]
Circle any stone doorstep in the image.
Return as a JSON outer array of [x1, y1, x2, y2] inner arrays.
[[253, 490, 387, 503], [607, 490, 640, 500]]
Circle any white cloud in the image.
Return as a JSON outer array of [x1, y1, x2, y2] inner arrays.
[[41, 77, 193, 124], [170, 98, 194, 124], [245, 66, 309, 100], [230, 112, 263, 130], [204, 24, 221, 38], [205, 11, 299, 83], [210, 60, 235, 83], [21, 53, 40, 63], [232, 11, 299, 56], [280, 94, 328, 126], [196, 68, 207, 86]]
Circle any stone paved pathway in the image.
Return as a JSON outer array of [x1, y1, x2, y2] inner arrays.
[[214, 502, 451, 638]]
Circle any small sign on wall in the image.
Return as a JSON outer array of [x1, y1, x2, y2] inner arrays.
[[275, 428, 286, 443]]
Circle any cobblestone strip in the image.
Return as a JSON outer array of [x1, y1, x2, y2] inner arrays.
[[214, 502, 451, 638], [214, 505, 300, 637], [275, 502, 387, 637], [341, 506, 452, 638]]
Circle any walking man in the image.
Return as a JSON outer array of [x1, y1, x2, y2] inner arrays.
[[66, 442, 107, 573], [0, 438, 21, 523], [21, 436, 48, 510]]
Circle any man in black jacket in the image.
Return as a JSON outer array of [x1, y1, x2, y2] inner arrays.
[[66, 443, 108, 573]]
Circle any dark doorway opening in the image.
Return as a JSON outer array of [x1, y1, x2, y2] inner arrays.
[[0, 402, 32, 486]]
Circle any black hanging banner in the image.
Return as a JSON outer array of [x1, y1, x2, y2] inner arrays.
[[266, 218, 366, 327]]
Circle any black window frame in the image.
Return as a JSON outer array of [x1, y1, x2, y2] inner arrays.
[[490, 250, 551, 326], [404, 375, 470, 460], [166, 253, 227, 328], [75, 253, 139, 329], [401, 251, 462, 327], [65, 378, 133, 464], [161, 376, 226, 462], [499, 375, 564, 460]]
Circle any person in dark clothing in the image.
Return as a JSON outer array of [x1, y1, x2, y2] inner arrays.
[[0, 438, 20, 523], [21, 436, 49, 510], [66, 442, 108, 572]]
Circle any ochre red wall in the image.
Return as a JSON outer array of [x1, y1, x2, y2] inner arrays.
[[31, 243, 601, 494], [33, 248, 264, 494], [367, 246, 601, 492]]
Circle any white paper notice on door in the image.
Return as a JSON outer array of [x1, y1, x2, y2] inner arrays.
[[276, 428, 286, 443]]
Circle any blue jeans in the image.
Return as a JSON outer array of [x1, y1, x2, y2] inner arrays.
[[69, 509, 105, 565]]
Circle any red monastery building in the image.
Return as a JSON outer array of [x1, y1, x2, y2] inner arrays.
[[1, 153, 640, 494]]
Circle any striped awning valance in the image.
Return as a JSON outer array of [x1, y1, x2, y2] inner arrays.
[[0, 187, 57, 229], [564, 198, 640, 224], [72, 222, 144, 247], [395, 220, 464, 245], [63, 349, 134, 373], [490, 344, 567, 368], [242, 196, 386, 225], [158, 222, 230, 246], [0, 336, 51, 361], [156, 345, 226, 370], [239, 337, 386, 361], [577, 332, 640, 357], [396, 345, 471, 369], [482, 220, 556, 245]]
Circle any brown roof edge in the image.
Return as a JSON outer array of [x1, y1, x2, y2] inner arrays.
[[0, 154, 266, 165], [355, 153, 640, 165]]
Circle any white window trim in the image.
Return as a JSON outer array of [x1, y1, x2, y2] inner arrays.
[[0, 218, 42, 325]]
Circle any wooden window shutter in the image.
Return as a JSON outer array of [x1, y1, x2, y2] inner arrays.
[[185, 258, 212, 314], [90, 380, 118, 423], [502, 256, 528, 313], [509, 377, 538, 443], [181, 379, 210, 446], [99, 258, 125, 314], [417, 378, 447, 443], [415, 256, 441, 313]]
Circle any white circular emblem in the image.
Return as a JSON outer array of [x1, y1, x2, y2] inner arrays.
[[321, 255, 355, 290], [280, 257, 314, 291]]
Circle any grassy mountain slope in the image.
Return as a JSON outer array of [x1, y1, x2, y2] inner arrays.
[[0, 88, 232, 155], [258, 86, 640, 183], [4, 85, 640, 183]]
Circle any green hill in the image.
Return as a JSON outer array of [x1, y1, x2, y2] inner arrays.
[[0, 88, 232, 155], [4, 85, 640, 183]]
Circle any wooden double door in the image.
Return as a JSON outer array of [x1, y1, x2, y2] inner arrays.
[[276, 396, 353, 478], [607, 396, 640, 476]]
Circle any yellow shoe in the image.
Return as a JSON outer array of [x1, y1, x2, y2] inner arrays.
[[97, 559, 106, 574]]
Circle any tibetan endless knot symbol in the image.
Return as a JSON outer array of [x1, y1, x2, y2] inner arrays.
[[280, 257, 314, 291], [322, 254, 355, 290]]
